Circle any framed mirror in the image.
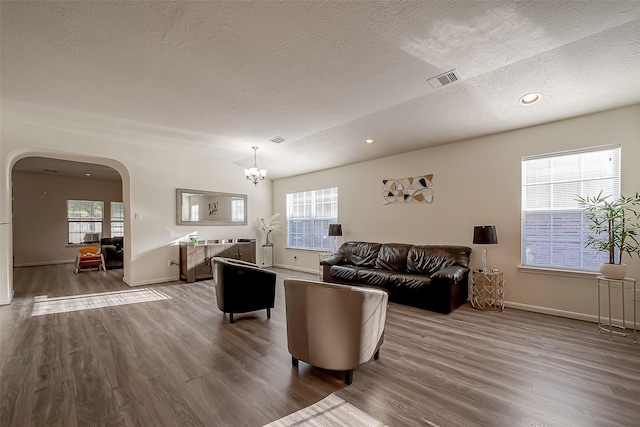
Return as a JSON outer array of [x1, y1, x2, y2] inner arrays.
[[177, 188, 247, 226]]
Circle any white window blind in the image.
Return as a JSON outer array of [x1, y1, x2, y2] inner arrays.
[[67, 200, 104, 244], [287, 187, 338, 250], [521, 145, 620, 271], [110, 202, 124, 237]]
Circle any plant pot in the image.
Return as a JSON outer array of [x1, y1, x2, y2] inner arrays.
[[599, 263, 627, 280]]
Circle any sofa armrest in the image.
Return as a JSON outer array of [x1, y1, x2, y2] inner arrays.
[[101, 244, 117, 256], [212, 257, 275, 277], [320, 255, 343, 266], [430, 265, 469, 282]]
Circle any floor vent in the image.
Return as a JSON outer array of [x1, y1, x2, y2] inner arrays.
[[269, 136, 286, 144], [427, 69, 462, 89]]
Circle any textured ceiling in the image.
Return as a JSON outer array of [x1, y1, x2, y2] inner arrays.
[[3, 1, 640, 179]]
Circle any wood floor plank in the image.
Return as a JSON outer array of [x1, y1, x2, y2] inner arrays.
[[69, 347, 125, 426], [31, 380, 78, 427], [2, 264, 640, 426]]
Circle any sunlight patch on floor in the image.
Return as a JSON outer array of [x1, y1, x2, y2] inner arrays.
[[31, 288, 171, 316]]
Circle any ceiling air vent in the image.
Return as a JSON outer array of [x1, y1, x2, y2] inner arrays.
[[269, 136, 286, 144], [427, 69, 462, 89]]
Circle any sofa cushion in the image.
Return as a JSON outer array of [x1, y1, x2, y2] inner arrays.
[[356, 268, 395, 288], [375, 243, 411, 272], [338, 241, 381, 267], [388, 273, 431, 289], [406, 245, 471, 275], [329, 265, 359, 281]]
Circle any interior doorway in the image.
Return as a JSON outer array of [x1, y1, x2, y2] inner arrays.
[[11, 156, 127, 297]]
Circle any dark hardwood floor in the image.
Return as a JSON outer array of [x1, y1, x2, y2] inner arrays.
[[1, 264, 639, 426]]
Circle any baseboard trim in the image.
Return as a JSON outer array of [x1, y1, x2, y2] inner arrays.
[[123, 276, 180, 287], [505, 301, 598, 324], [0, 289, 14, 305], [14, 260, 75, 267]]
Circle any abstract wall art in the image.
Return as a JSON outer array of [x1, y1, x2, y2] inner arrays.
[[382, 174, 433, 204]]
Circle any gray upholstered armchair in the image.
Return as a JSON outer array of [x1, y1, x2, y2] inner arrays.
[[283, 279, 389, 384], [211, 257, 277, 323]]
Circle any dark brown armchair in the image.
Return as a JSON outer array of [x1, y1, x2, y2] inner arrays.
[[211, 257, 277, 323]]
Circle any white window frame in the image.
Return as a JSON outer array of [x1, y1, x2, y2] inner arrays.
[[110, 201, 124, 237], [67, 200, 104, 244], [286, 187, 338, 250], [521, 145, 620, 272]]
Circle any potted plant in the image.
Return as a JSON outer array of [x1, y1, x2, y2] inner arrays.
[[257, 213, 281, 245], [577, 191, 640, 279]]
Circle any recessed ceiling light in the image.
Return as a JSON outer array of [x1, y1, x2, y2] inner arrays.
[[365, 139, 375, 145], [85, 173, 91, 176], [520, 92, 541, 105]]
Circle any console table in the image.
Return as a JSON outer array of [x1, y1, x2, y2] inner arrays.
[[179, 239, 256, 282], [471, 270, 504, 311], [596, 276, 637, 343]]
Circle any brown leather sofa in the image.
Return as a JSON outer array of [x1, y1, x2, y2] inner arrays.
[[284, 279, 388, 384], [211, 257, 276, 323], [320, 241, 471, 314]]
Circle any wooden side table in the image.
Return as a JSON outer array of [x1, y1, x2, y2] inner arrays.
[[471, 270, 504, 311]]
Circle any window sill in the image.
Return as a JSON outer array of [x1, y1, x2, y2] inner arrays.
[[517, 265, 599, 279], [66, 243, 100, 248], [284, 247, 333, 253]]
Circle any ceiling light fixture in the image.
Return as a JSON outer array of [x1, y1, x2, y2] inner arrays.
[[520, 92, 541, 105], [85, 173, 91, 176], [244, 146, 267, 186], [365, 139, 375, 145]]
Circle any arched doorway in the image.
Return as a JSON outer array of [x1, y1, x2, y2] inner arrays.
[[7, 154, 131, 299]]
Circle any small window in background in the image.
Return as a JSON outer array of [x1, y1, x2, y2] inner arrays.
[[68, 200, 104, 244], [111, 201, 124, 237]]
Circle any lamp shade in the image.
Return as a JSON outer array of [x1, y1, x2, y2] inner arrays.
[[328, 224, 343, 237], [473, 225, 498, 245]]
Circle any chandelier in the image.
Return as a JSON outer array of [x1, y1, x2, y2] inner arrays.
[[244, 146, 267, 186]]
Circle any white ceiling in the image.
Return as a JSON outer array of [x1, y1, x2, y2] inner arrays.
[[3, 1, 640, 179]]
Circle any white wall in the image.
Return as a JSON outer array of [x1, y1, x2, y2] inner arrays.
[[12, 171, 123, 266], [273, 104, 640, 321], [0, 110, 272, 303]]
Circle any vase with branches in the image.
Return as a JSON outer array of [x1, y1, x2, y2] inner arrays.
[[577, 191, 640, 278], [257, 213, 281, 245]]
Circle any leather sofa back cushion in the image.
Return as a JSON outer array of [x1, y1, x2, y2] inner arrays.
[[406, 245, 471, 275], [375, 243, 411, 272], [338, 241, 381, 267]]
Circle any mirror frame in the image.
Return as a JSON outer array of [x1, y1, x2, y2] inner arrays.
[[176, 188, 248, 226]]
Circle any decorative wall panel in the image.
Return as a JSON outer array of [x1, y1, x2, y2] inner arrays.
[[382, 174, 433, 204]]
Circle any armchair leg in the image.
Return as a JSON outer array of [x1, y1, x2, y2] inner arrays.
[[292, 356, 299, 367], [229, 313, 234, 324], [344, 370, 353, 385], [266, 308, 271, 319], [374, 349, 380, 360]]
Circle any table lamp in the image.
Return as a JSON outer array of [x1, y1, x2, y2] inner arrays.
[[473, 225, 498, 272], [328, 223, 343, 252]]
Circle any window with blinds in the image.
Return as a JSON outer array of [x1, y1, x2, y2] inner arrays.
[[67, 200, 104, 244], [286, 187, 338, 250], [110, 202, 124, 237], [521, 145, 620, 271]]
